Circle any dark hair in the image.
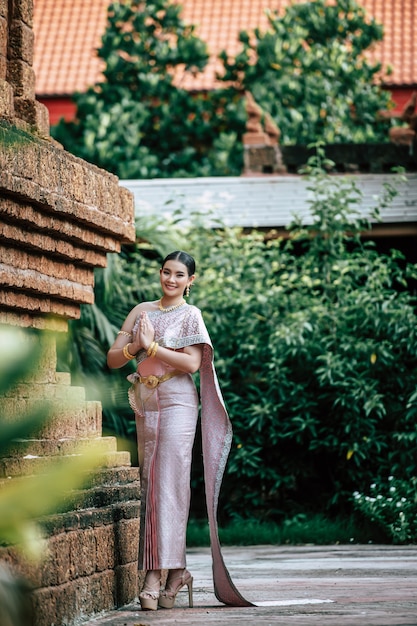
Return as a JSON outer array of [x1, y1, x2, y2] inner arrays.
[[162, 251, 196, 276]]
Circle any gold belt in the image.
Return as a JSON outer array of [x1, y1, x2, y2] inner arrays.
[[138, 370, 181, 389]]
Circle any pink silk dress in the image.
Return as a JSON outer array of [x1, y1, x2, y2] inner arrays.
[[127, 303, 252, 607]]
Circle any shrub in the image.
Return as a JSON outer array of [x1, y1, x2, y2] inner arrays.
[[185, 150, 417, 521], [219, 0, 393, 144], [52, 0, 246, 178], [52, 0, 394, 179], [61, 149, 417, 524], [353, 476, 417, 543]]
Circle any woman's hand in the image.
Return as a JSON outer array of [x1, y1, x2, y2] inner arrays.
[[136, 311, 155, 352], [107, 305, 155, 369]]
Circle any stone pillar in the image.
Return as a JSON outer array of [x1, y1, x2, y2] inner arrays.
[[242, 91, 286, 175], [1, 0, 49, 136], [0, 1, 140, 624], [0, 332, 140, 625]]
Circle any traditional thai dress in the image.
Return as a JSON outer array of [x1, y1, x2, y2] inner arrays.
[[127, 302, 252, 607]]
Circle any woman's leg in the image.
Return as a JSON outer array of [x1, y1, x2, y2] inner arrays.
[[159, 568, 193, 609], [155, 378, 198, 569], [139, 569, 161, 611]]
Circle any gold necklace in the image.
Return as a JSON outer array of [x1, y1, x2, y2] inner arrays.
[[158, 298, 185, 313]]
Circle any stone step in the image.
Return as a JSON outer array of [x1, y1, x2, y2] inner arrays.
[[6, 436, 117, 458], [38, 400, 102, 439], [55, 372, 71, 386], [99, 450, 131, 468], [1, 397, 102, 439], [83, 466, 140, 488], [68, 481, 141, 513], [0, 464, 140, 492], [0, 444, 131, 478], [8, 382, 86, 402]]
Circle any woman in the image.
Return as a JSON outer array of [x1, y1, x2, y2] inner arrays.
[[107, 251, 252, 611]]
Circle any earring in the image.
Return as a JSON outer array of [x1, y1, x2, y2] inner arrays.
[[186, 284, 190, 297]]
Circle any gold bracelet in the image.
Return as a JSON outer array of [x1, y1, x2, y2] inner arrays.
[[118, 330, 132, 338], [123, 343, 135, 360], [146, 341, 159, 358]]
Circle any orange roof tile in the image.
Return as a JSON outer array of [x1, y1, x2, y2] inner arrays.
[[33, 0, 109, 96], [33, 0, 417, 97]]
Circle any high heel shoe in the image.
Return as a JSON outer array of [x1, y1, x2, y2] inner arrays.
[[139, 571, 161, 611], [158, 569, 193, 609]]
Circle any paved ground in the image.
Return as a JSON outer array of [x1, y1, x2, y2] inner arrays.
[[84, 545, 417, 626]]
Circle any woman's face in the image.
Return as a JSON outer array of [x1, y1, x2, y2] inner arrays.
[[160, 259, 193, 299]]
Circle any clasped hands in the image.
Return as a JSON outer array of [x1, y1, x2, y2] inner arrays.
[[130, 311, 155, 354]]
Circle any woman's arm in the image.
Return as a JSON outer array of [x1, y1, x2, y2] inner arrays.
[[152, 343, 203, 374], [138, 310, 202, 373], [107, 307, 203, 373], [107, 305, 145, 369]]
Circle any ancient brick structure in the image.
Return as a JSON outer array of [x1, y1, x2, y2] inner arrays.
[[0, 1, 140, 624], [242, 91, 286, 175]]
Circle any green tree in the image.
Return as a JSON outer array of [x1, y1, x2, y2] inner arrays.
[[52, 0, 395, 178], [52, 0, 246, 178], [60, 155, 417, 525], [219, 0, 393, 144], [189, 155, 417, 521]]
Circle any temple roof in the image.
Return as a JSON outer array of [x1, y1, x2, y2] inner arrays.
[[33, 0, 417, 97]]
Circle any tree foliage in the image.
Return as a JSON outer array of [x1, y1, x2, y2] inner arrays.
[[198, 156, 417, 521], [60, 153, 417, 524], [52, 0, 393, 178], [219, 0, 392, 144], [52, 0, 246, 179]]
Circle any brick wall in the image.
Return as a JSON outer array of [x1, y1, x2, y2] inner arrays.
[[0, 2, 141, 624], [0, 124, 135, 329]]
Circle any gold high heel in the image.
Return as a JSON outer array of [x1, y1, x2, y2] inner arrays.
[[139, 571, 161, 611], [158, 569, 193, 609]]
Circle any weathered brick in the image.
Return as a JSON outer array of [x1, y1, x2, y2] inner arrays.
[[32, 582, 88, 626], [0, 77, 14, 115], [13, 97, 49, 137], [0, 4, 139, 623], [0, 310, 68, 332], [0, 243, 94, 286], [0, 396, 27, 419], [40, 533, 72, 586], [6, 436, 116, 460], [0, 54, 6, 82], [55, 372, 71, 385], [94, 525, 115, 572], [0, 137, 135, 243], [0, 262, 95, 303], [114, 518, 140, 564], [0, 0, 8, 19], [100, 451, 132, 468], [0, 289, 82, 318], [34, 100, 49, 136], [12, 0, 33, 28], [37, 400, 102, 440], [0, 16, 7, 57], [0, 475, 141, 623], [83, 571, 117, 614], [0, 202, 111, 265], [115, 562, 138, 606], [9, 19, 34, 63], [119, 184, 136, 225], [7, 59, 35, 98], [68, 529, 98, 578]]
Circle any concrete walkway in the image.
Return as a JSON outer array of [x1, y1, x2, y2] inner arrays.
[[84, 545, 417, 625]]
